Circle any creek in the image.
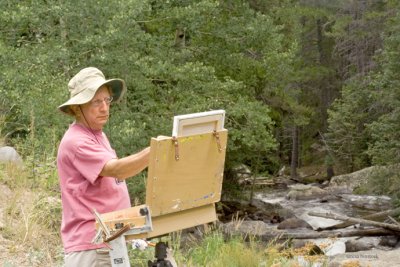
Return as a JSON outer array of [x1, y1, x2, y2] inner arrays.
[[219, 178, 400, 266], [255, 186, 376, 230]]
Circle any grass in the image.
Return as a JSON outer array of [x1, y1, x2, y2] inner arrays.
[[0, 163, 64, 266], [182, 232, 267, 266], [0, 160, 330, 267], [128, 222, 329, 267]]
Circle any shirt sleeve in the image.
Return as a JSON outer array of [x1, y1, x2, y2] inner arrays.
[[72, 140, 116, 184]]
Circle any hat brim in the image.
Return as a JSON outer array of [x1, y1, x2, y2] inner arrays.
[[58, 78, 126, 116]]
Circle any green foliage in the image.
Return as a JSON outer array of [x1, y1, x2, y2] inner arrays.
[[32, 193, 62, 232], [324, 0, 400, 169], [364, 0, 400, 165], [326, 79, 376, 171], [182, 232, 268, 266], [3, 0, 400, 263], [0, 0, 285, 199], [353, 165, 400, 206], [367, 111, 400, 165], [1, 0, 399, 201], [225, 97, 277, 169], [126, 172, 147, 205]]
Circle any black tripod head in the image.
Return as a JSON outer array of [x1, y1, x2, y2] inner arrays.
[[148, 242, 174, 267]]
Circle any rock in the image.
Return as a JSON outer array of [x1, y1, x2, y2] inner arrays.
[[296, 256, 325, 267], [338, 194, 392, 211], [324, 240, 346, 256], [328, 248, 400, 267], [328, 165, 394, 193], [0, 146, 23, 166], [300, 208, 344, 230], [293, 239, 346, 266], [218, 200, 289, 223], [378, 236, 400, 248], [277, 217, 313, 230], [250, 198, 295, 221], [233, 164, 252, 185], [326, 186, 353, 194], [257, 188, 354, 230], [286, 184, 329, 200], [220, 220, 274, 237], [345, 237, 380, 252]]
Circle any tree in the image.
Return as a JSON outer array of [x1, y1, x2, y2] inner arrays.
[[0, 0, 286, 198], [324, 0, 388, 171], [365, 0, 400, 165]]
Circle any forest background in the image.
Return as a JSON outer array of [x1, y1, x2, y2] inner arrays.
[[2, 0, 400, 199], [1, 0, 400, 265]]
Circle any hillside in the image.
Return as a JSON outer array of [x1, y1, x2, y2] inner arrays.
[[0, 165, 63, 267]]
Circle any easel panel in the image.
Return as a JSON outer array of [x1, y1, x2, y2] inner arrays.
[[146, 130, 227, 217], [146, 203, 217, 238]]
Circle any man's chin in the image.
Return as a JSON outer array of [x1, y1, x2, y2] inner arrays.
[[93, 120, 108, 130]]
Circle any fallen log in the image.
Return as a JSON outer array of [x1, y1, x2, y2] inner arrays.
[[308, 211, 400, 233], [260, 228, 396, 241], [317, 207, 400, 231], [388, 216, 400, 226]]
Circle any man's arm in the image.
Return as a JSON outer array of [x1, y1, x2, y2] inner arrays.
[[100, 147, 150, 180]]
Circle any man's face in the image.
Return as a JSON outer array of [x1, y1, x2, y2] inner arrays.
[[78, 85, 111, 130]]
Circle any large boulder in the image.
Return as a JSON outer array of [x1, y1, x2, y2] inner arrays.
[[338, 194, 392, 211], [329, 166, 391, 193], [0, 146, 23, 166]]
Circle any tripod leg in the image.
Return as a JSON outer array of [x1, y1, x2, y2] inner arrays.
[[147, 242, 177, 267], [165, 247, 178, 267]]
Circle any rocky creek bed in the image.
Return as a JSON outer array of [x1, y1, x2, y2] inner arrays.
[[216, 169, 400, 267]]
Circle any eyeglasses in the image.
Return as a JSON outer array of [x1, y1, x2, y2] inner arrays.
[[90, 96, 113, 107]]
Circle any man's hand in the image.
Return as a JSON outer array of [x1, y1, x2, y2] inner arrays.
[[131, 239, 148, 250]]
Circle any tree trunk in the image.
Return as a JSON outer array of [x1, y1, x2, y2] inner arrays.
[[318, 207, 400, 231], [260, 228, 396, 241], [308, 211, 400, 232], [290, 126, 298, 179]]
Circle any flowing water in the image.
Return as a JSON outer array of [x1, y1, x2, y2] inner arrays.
[[255, 188, 379, 230]]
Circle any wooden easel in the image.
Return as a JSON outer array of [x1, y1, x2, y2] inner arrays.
[[94, 129, 228, 266]]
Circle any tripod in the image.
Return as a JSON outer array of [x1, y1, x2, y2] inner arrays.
[[147, 242, 174, 267]]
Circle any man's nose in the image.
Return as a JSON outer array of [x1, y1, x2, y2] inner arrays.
[[99, 101, 110, 110]]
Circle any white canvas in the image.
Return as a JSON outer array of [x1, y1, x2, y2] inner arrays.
[[172, 110, 225, 137]]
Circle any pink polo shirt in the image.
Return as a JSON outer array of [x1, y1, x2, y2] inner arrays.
[[57, 123, 131, 253]]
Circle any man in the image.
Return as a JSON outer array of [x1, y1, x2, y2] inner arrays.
[[57, 67, 150, 266]]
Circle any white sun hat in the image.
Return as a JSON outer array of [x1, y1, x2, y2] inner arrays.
[[58, 67, 126, 116]]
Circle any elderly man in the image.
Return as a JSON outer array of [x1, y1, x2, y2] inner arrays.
[[57, 67, 150, 266]]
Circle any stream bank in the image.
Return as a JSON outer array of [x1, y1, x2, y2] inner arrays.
[[217, 166, 400, 266]]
